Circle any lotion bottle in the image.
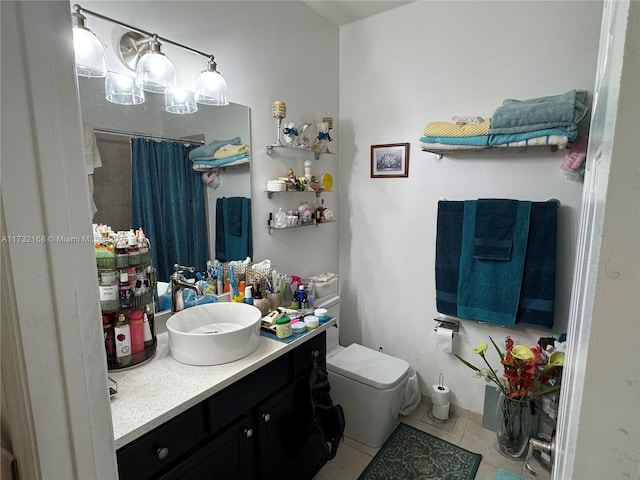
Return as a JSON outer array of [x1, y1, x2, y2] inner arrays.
[[129, 309, 144, 355], [114, 313, 131, 366], [243, 286, 254, 305]]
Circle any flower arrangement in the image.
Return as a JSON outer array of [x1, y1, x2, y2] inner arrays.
[[455, 337, 564, 401], [456, 336, 565, 457]]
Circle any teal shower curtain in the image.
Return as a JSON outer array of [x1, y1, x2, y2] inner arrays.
[[131, 138, 209, 282]]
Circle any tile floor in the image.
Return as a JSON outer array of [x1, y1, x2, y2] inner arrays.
[[314, 400, 552, 480]]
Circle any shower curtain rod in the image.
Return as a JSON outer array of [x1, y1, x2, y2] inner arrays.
[[93, 127, 205, 145]]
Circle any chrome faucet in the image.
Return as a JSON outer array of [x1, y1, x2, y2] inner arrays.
[[170, 264, 203, 313]]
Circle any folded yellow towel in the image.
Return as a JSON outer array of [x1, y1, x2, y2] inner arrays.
[[213, 144, 250, 159], [423, 118, 491, 137]]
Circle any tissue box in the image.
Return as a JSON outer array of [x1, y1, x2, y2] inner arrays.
[[309, 274, 338, 301]]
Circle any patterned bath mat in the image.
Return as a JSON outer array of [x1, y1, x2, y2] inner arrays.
[[358, 422, 482, 480]]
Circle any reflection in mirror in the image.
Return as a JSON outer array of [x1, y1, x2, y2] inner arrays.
[[77, 76, 252, 286]]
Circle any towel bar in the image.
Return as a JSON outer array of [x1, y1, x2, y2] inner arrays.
[[437, 198, 561, 207]]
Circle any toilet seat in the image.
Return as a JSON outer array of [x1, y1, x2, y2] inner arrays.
[[326, 343, 410, 389]]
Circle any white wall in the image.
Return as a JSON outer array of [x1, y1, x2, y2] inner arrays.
[[339, 1, 603, 413]]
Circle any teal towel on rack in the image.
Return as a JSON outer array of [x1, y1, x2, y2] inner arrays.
[[435, 201, 465, 316], [517, 202, 557, 329], [215, 197, 253, 262], [457, 200, 531, 327], [474, 199, 519, 261]]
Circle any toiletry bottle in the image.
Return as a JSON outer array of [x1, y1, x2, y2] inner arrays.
[[102, 314, 115, 358], [119, 271, 131, 308], [114, 313, 131, 366], [99, 270, 119, 312], [137, 228, 150, 264], [142, 306, 154, 348], [276, 316, 292, 339], [128, 267, 137, 287], [143, 304, 155, 348], [307, 281, 315, 309], [243, 286, 254, 305], [115, 236, 128, 269], [129, 309, 144, 355], [127, 230, 140, 266], [295, 285, 306, 309]]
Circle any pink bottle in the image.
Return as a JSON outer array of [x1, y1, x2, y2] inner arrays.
[[129, 309, 145, 355]]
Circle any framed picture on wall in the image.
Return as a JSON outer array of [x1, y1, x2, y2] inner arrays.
[[370, 143, 410, 178]]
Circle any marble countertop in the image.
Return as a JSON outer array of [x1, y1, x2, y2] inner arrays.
[[108, 319, 335, 449]]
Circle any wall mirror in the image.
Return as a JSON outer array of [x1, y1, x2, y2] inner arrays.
[[77, 76, 252, 289]]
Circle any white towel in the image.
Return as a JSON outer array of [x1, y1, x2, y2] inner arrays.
[[83, 124, 102, 216]]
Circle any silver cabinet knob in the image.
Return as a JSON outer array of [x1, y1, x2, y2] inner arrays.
[[262, 413, 271, 423], [244, 428, 253, 438], [156, 447, 169, 460]]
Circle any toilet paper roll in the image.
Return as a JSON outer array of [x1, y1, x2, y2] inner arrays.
[[435, 326, 453, 353], [431, 384, 450, 407], [432, 402, 450, 421]]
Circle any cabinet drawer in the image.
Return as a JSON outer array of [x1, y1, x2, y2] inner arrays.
[[117, 407, 201, 480], [293, 331, 326, 378]]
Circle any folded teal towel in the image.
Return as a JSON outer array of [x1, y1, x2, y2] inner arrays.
[[488, 128, 578, 146], [419, 135, 489, 146], [457, 200, 531, 327], [192, 153, 248, 168], [489, 90, 588, 134], [189, 137, 241, 161]]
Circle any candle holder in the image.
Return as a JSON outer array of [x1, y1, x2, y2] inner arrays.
[[272, 100, 286, 146]]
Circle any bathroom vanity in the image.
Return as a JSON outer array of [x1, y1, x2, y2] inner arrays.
[[111, 321, 334, 480]]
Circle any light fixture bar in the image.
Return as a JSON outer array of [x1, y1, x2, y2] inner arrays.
[[73, 4, 215, 61]]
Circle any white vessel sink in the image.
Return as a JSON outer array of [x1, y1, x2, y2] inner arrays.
[[166, 303, 262, 365]]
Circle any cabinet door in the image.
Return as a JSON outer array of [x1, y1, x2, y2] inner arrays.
[[258, 376, 313, 480], [159, 414, 257, 480]]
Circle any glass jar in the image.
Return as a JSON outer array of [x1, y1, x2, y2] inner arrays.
[[99, 270, 120, 312]]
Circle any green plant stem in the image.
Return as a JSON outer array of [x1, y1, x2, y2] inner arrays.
[[479, 354, 509, 397]]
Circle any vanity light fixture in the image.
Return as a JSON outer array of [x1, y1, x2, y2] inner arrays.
[[135, 35, 177, 93], [71, 6, 107, 78], [105, 71, 145, 106], [165, 87, 198, 114], [195, 57, 229, 106], [71, 4, 229, 112]]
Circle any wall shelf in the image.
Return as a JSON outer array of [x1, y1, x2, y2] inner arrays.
[[421, 144, 561, 159], [265, 144, 334, 160], [266, 190, 327, 199], [267, 220, 335, 234]]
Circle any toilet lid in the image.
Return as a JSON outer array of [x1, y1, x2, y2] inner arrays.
[[327, 343, 410, 389]]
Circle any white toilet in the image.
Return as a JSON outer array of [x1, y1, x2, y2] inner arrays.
[[319, 296, 416, 448]]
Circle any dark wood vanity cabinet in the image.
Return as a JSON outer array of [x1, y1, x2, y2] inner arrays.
[[116, 332, 327, 480]]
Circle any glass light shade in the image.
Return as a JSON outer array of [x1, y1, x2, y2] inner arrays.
[[165, 88, 198, 114], [72, 27, 107, 78], [105, 72, 145, 106], [195, 70, 229, 106], [135, 52, 176, 93]]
